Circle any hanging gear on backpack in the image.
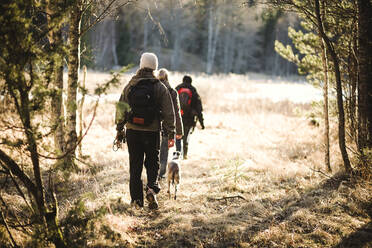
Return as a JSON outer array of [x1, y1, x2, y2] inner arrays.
[[127, 79, 159, 126], [113, 129, 126, 151], [178, 87, 193, 116]]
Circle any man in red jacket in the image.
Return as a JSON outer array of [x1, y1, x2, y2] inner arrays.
[[175, 75, 204, 159]]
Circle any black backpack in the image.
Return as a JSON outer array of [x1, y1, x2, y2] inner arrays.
[[127, 79, 158, 126], [178, 87, 193, 116]]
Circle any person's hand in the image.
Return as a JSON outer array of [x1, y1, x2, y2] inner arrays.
[[115, 138, 122, 149], [116, 130, 125, 145], [175, 134, 182, 140], [168, 139, 175, 148], [115, 132, 120, 146]]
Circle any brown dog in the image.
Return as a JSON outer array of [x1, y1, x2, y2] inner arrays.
[[167, 151, 181, 200]]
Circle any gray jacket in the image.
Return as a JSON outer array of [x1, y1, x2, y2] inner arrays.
[[116, 68, 175, 139], [160, 79, 183, 136]]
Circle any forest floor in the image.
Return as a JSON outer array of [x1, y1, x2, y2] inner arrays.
[[60, 72, 371, 248]]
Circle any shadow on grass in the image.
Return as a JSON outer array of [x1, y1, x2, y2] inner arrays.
[[237, 173, 370, 245], [333, 221, 372, 248], [134, 172, 371, 248]]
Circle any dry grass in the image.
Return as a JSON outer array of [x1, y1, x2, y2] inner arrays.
[[47, 72, 372, 247]]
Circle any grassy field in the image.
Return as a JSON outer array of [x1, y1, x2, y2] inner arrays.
[[60, 71, 371, 247]]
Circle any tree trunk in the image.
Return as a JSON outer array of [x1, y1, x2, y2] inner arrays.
[[319, 0, 331, 172], [206, 7, 214, 74], [223, 25, 233, 73], [206, 6, 221, 74], [111, 21, 118, 66], [78, 65, 87, 158], [51, 29, 65, 155], [210, 10, 221, 74], [46, 2, 65, 155], [65, 4, 82, 169], [357, 0, 372, 151], [347, 31, 358, 144], [320, 40, 331, 172], [315, 0, 352, 173], [233, 37, 244, 73], [143, 18, 149, 51], [171, 8, 182, 71]]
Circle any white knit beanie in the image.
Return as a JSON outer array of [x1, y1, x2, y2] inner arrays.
[[140, 52, 158, 70]]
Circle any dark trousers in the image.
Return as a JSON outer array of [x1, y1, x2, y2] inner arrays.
[[175, 124, 193, 158], [159, 135, 169, 178], [126, 129, 161, 204]]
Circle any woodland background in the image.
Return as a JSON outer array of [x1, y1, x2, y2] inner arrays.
[[83, 0, 298, 75]]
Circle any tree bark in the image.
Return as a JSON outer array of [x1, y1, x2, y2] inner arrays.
[[318, 0, 331, 172], [111, 21, 118, 66], [51, 29, 65, 155], [210, 11, 220, 74], [315, 0, 352, 173], [143, 17, 149, 51], [46, 2, 65, 155], [207, 7, 213, 73], [320, 40, 331, 172], [78, 65, 87, 158], [65, 4, 82, 169], [347, 31, 358, 145], [357, 0, 372, 151], [171, 7, 182, 71], [206, 6, 221, 74]]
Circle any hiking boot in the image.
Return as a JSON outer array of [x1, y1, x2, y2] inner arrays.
[[146, 188, 158, 210], [130, 200, 143, 209]]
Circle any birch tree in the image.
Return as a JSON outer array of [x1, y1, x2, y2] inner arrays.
[[65, 0, 138, 168], [47, 1, 66, 156], [65, 1, 83, 169], [206, 5, 221, 74]]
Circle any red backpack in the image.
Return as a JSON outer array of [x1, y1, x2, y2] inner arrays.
[[178, 88, 192, 116]]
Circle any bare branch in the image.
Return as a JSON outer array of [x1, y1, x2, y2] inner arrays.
[[0, 191, 31, 234], [146, 5, 168, 45], [7, 168, 35, 214], [309, 167, 335, 179], [37, 97, 100, 160], [81, 0, 138, 37], [208, 195, 246, 201], [0, 149, 37, 198]]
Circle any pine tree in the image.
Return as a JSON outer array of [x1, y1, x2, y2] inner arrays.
[[273, 0, 357, 173]]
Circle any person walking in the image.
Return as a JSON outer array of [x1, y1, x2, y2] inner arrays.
[[115, 53, 175, 209], [157, 68, 183, 179], [175, 75, 204, 159]]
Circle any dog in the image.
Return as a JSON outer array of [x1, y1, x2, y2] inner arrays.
[[167, 151, 181, 200]]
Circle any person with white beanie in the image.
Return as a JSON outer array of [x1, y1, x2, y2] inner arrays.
[[115, 52, 176, 210]]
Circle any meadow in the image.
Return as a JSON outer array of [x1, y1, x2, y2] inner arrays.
[[61, 71, 371, 247]]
